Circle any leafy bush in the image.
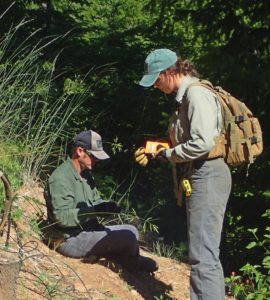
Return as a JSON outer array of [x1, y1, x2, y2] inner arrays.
[[225, 209, 270, 300]]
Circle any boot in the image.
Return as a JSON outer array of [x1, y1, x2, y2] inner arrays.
[[136, 255, 159, 273], [108, 254, 158, 273]]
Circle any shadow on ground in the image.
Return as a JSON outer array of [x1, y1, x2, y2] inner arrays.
[[96, 259, 175, 300]]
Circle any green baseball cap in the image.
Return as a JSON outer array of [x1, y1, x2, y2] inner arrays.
[[139, 49, 177, 87]]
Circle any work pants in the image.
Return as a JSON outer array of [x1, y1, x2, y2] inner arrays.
[[57, 224, 139, 260], [187, 158, 231, 300]]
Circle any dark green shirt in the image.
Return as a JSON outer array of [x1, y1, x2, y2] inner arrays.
[[46, 157, 104, 228]]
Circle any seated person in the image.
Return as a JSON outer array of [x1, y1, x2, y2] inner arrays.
[[44, 129, 158, 273]]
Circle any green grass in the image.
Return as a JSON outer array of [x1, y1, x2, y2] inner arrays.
[[0, 141, 23, 209], [0, 19, 91, 181], [153, 240, 188, 262]]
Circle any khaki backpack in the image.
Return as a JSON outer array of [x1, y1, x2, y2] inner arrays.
[[190, 80, 263, 166]]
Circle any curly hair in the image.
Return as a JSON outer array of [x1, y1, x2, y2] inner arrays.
[[169, 59, 199, 77]]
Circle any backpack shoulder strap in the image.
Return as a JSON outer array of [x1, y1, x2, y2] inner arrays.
[[186, 79, 222, 104], [187, 79, 214, 90], [186, 79, 226, 128]]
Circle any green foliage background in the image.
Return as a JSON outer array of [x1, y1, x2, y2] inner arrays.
[[0, 0, 269, 281]]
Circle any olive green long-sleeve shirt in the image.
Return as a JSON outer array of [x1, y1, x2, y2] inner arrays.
[[46, 157, 104, 228]]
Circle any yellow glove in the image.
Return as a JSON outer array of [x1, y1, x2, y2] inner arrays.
[[134, 147, 149, 167]]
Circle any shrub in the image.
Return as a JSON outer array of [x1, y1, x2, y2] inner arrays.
[[225, 209, 270, 300]]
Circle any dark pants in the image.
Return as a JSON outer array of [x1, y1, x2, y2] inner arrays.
[[57, 224, 139, 259]]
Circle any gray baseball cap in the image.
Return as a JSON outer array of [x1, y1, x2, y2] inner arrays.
[[74, 130, 110, 160], [139, 49, 178, 87]]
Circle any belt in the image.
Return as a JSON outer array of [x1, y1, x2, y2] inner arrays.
[[194, 156, 223, 168], [196, 156, 223, 162]]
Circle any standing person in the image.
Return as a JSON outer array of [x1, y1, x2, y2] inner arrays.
[[135, 49, 231, 299], [44, 129, 158, 273]]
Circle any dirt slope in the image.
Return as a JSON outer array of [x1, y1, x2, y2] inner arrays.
[[0, 182, 232, 300], [0, 183, 189, 300]]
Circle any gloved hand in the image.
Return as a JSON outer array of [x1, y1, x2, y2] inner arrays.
[[77, 202, 95, 222], [155, 144, 167, 158], [94, 201, 121, 214], [134, 147, 149, 166]]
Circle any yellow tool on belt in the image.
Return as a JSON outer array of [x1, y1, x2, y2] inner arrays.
[[181, 178, 192, 197]]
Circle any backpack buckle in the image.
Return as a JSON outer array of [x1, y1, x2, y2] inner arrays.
[[235, 115, 244, 123], [250, 136, 257, 145]]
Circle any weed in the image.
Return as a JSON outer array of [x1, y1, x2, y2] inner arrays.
[[153, 240, 188, 261], [153, 240, 176, 258], [225, 209, 270, 299], [29, 218, 43, 237], [34, 272, 61, 298], [11, 205, 24, 221]]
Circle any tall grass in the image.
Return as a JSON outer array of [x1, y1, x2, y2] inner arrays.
[[0, 20, 91, 180]]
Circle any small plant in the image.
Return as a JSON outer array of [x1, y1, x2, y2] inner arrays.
[[153, 240, 188, 261], [225, 209, 270, 299], [29, 218, 43, 237], [11, 205, 24, 221], [110, 136, 124, 154], [153, 240, 176, 258], [34, 273, 61, 298]]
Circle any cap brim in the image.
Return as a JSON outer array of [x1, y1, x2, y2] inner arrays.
[[90, 150, 110, 160], [139, 72, 160, 87]]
